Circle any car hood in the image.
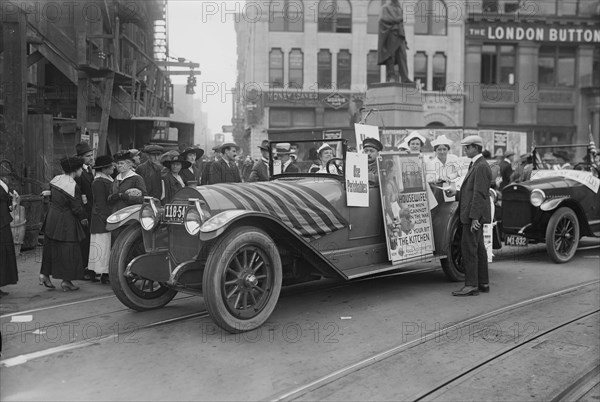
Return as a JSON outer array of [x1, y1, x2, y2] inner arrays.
[[504, 176, 575, 193], [177, 178, 349, 240]]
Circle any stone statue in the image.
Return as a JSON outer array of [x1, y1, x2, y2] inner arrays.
[[377, 0, 413, 84]]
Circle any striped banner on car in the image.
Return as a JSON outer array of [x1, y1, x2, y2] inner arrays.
[[208, 182, 348, 240]]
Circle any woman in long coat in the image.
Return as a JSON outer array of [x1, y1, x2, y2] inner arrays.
[[40, 156, 87, 291], [161, 154, 191, 205], [0, 178, 19, 295], [109, 151, 147, 212], [179, 147, 204, 186], [88, 155, 115, 284]]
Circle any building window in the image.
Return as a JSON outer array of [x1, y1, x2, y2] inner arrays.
[[269, 0, 304, 32], [414, 0, 447, 35], [367, 50, 380, 85], [337, 50, 351, 89], [318, 0, 352, 33], [318, 49, 332, 89], [269, 48, 284, 88], [539, 46, 575, 87], [367, 0, 385, 34], [432, 53, 446, 91], [289, 49, 303, 89], [481, 44, 515, 85], [414, 52, 428, 90], [536, 0, 580, 15]]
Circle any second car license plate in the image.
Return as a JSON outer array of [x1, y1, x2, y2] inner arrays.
[[505, 234, 528, 247], [163, 204, 187, 223]]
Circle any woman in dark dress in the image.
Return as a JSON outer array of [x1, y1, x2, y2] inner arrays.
[[179, 147, 204, 186], [161, 154, 191, 205], [0, 178, 19, 296], [40, 156, 88, 291], [109, 151, 148, 213], [88, 155, 115, 284]]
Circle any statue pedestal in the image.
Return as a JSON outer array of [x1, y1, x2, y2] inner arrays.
[[364, 82, 425, 127]]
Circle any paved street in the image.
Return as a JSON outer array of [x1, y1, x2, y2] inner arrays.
[[1, 239, 598, 401]]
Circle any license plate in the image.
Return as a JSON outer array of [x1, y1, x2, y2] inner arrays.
[[163, 204, 187, 223], [505, 234, 528, 247]]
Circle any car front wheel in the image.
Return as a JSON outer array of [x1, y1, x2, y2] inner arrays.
[[545, 207, 580, 263], [203, 226, 282, 333], [440, 217, 465, 282], [109, 223, 177, 310]]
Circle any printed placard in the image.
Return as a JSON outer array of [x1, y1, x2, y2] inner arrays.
[[345, 152, 369, 207], [378, 153, 435, 263], [355, 124, 380, 152], [531, 169, 600, 193]]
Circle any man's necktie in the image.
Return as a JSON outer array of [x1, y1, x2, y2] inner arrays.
[[468, 162, 473, 170]]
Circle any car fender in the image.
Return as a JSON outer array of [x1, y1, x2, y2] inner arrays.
[[539, 198, 592, 236], [540, 197, 570, 212], [199, 210, 347, 280], [431, 200, 459, 257], [106, 204, 142, 231]]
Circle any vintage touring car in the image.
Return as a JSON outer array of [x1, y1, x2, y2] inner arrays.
[[107, 139, 500, 333], [502, 144, 600, 263]]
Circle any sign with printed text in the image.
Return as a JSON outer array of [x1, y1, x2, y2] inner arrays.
[[345, 152, 369, 207], [378, 154, 435, 263], [355, 124, 380, 152], [531, 170, 600, 193]]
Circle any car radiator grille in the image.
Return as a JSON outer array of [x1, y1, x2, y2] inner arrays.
[[502, 200, 532, 229], [169, 225, 200, 264]]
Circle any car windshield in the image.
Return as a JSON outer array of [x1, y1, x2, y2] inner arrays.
[[267, 139, 347, 177]]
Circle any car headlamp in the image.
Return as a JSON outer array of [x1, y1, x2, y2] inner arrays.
[[530, 189, 545, 207], [140, 198, 160, 231], [184, 199, 207, 235]]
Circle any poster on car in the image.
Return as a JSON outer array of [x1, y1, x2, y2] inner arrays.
[[377, 153, 435, 263], [345, 152, 369, 207]]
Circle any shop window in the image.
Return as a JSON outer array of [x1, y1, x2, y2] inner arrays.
[[414, 0, 447, 36], [269, 48, 284, 88], [289, 49, 303, 89], [269, 0, 304, 32], [337, 50, 351, 89], [414, 52, 428, 90], [318, 0, 352, 33], [481, 44, 515, 85], [269, 108, 315, 128], [367, 0, 385, 34], [367, 50, 380, 85], [317, 49, 332, 89], [538, 46, 575, 87]]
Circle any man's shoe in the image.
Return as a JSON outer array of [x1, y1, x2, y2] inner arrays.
[[452, 286, 479, 296], [100, 274, 110, 285], [83, 269, 99, 282], [479, 284, 490, 293]]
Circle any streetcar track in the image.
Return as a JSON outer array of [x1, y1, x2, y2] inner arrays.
[[413, 309, 600, 401], [267, 279, 600, 402], [0, 311, 210, 368]]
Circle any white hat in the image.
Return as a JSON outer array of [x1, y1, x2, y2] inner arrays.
[[431, 134, 453, 149], [317, 143, 333, 154], [460, 135, 484, 147], [398, 140, 409, 150], [404, 131, 426, 145]]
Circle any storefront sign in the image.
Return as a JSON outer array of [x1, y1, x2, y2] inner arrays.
[[265, 90, 353, 109], [378, 154, 435, 263], [323, 129, 342, 140], [323, 93, 348, 109], [345, 152, 369, 207], [467, 24, 600, 43]]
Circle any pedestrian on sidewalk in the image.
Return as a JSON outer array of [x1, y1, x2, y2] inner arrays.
[[75, 142, 97, 282], [109, 151, 147, 213], [88, 155, 115, 285], [0, 177, 19, 296], [161, 154, 191, 204], [40, 156, 89, 291]]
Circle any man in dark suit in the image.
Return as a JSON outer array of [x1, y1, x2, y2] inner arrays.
[[276, 143, 300, 174], [208, 143, 242, 184], [498, 151, 514, 190], [136, 144, 164, 199], [248, 140, 270, 182], [74, 142, 97, 281], [201, 145, 222, 185], [448, 135, 492, 296]]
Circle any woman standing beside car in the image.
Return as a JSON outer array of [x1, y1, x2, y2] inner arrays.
[[161, 154, 191, 204], [109, 151, 147, 213]]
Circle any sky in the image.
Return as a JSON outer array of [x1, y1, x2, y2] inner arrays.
[[167, 1, 242, 136]]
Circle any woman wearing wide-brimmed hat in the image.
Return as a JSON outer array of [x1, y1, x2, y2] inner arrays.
[[161, 154, 191, 204], [40, 156, 88, 291], [179, 147, 204, 186], [109, 151, 147, 213], [425, 134, 460, 184], [88, 155, 115, 284]]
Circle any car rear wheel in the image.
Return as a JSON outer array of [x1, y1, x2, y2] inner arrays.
[[203, 226, 282, 333], [109, 224, 177, 310], [440, 217, 465, 282], [545, 207, 580, 263]]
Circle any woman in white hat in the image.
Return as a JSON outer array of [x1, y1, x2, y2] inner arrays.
[[404, 131, 427, 154], [426, 135, 459, 183], [309, 144, 339, 174]]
